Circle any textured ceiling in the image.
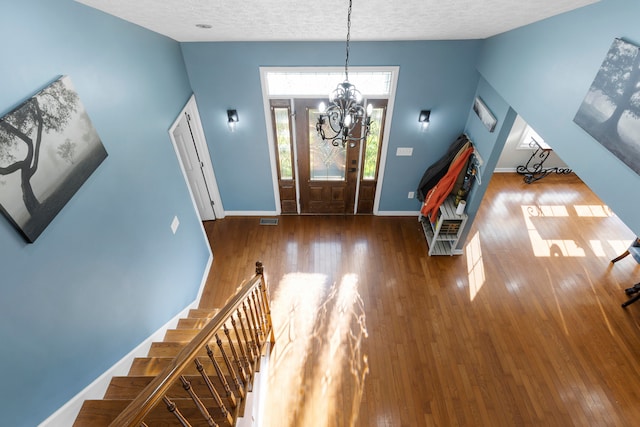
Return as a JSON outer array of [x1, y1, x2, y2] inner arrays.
[[75, 0, 598, 42]]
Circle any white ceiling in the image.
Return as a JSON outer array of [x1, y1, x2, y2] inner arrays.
[[75, 0, 598, 42]]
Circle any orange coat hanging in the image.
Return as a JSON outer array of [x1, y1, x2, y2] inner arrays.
[[420, 145, 474, 221]]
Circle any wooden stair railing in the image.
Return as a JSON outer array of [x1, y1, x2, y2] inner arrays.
[[74, 261, 274, 427]]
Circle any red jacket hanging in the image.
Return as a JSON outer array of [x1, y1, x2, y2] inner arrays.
[[420, 145, 474, 221]]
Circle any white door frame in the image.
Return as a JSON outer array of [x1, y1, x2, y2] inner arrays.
[[169, 95, 225, 220], [259, 67, 399, 215]]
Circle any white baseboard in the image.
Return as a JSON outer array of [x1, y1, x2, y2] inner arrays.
[[224, 210, 279, 217], [493, 167, 517, 173], [39, 253, 213, 427], [194, 252, 213, 304], [226, 209, 424, 217], [375, 210, 420, 216]]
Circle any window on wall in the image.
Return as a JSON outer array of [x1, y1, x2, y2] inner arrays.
[[362, 105, 384, 180], [518, 125, 545, 150], [264, 70, 393, 97], [273, 105, 293, 180]]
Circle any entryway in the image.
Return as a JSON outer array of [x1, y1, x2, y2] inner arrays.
[[261, 68, 397, 215]]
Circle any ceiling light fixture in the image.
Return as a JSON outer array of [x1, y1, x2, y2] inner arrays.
[[316, 0, 372, 148]]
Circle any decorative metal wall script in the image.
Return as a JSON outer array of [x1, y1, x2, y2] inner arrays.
[[0, 76, 107, 242], [574, 38, 640, 176]]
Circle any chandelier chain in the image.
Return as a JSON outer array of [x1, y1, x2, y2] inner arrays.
[[345, 0, 352, 82], [316, 0, 371, 148]]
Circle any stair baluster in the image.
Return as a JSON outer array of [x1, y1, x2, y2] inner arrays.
[[231, 313, 253, 376], [247, 298, 263, 350], [179, 376, 218, 427], [205, 344, 238, 408], [243, 301, 260, 354], [236, 309, 256, 363], [252, 291, 266, 337], [194, 359, 234, 426], [163, 396, 192, 427], [259, 276, 275, 343], [215, 333, 245, 398], [223, 323, 248, 386]]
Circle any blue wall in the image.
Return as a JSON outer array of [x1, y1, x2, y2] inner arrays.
[[181, 41, 482, 212], [477, 0, 640, 235], [460, 77, 517, 248], [0, 1, 210, 425], [3, 0, 637, 424]]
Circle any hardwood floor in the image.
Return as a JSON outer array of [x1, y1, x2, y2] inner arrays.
[[199, 173, 640, 426]]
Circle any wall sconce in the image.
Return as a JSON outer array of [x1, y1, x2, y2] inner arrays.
[[419, 110, 431, 131], [227, 109, 238, 132]]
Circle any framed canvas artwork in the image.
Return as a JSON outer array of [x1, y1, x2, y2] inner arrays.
[[473, 97, 497, 132], [574, 38, 640, 176], [0, 76, 107, 242]]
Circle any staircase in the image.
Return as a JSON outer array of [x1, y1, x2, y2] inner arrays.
[[73, 262, 273, 427]]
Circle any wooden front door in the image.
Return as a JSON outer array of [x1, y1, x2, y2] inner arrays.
[[295, 99, 360, 214]]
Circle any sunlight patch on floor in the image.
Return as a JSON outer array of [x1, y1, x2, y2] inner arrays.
[[522, 205, 585, 257], [298, 274, 369, 427], [264, 272, 368, 427], [521, 204, 632, 258], [573, 204, 612, 217], [466, 231, 486, 301], [589, 240, 606, 257], [267, 272, 327, 425], [608, 239, 634, 257]]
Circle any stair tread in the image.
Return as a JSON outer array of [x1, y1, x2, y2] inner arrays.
[[128, 356, 250, 379], [74, 303, 263, 426], [73, 398, 231, 427], [164, 328, 216, 342], [105, 375, 239, 406], [164, 327, 261, 344], [148, 340, 258, 359], [177, 317, 212, 329], [187, 308, 220, 319]]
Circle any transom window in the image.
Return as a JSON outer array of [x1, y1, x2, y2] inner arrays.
[[264, 70, 393, 97]]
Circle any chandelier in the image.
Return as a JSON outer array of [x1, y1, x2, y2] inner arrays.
[[316, 0, 372, 148]]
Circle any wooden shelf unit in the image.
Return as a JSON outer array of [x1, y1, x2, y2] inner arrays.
[[420, 197, 467, 256]]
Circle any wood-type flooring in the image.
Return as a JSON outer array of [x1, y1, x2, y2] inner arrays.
[[199, 172, 640, 427]]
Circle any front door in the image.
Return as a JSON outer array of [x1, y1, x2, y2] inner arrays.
[[295, 99, 360, 214]]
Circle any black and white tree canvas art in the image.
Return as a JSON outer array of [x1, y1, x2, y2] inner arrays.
[[574, 38, 640, 176], [0, 76, 107, 242]]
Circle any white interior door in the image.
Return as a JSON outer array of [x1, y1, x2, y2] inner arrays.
[[170, 96, 223, 221]]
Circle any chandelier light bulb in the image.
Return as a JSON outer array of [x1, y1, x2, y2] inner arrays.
[[319, 102, 326, 113], [366, 103, 373, 115], [344, 114, 352, 127]]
